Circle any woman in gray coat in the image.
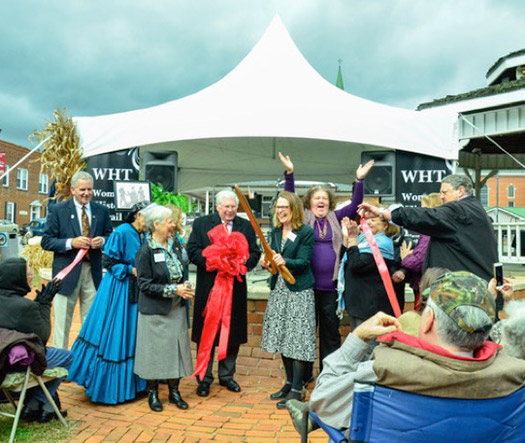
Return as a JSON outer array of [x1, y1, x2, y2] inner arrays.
[[135, 204, 194, 411]]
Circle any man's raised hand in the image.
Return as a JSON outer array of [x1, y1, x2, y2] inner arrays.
[[353, 311, 402, 341]]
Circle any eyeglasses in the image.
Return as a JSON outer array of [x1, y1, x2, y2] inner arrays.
[[275, 205, 290, 210]]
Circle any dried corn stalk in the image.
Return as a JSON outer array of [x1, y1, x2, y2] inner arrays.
[[21, 244, 54, 273], [30, 107, 85, 200]]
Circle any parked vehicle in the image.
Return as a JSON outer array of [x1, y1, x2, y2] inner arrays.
[[0, 219, 19, 233], [21, 218, 47, 237]]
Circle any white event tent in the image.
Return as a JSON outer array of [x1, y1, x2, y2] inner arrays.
[[74, 16, 457, 192]]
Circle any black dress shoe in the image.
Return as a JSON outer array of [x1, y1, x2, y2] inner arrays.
[[38, 408, 68, 423], [270, 382, 292, 400], [197, 382, 210, 397], [277, 388, 304, 410], [21, 402, 42, 423], [219, 379, 241, 393]]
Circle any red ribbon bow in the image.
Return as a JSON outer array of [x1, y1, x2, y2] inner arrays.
[[193, 224, 249, 379]]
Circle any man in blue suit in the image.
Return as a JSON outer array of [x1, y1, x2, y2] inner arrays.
[[42, 171, 113, 349]]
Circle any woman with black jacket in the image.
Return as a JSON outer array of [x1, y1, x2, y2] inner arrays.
[[135, 204, 194, 412], [260, 191, 316, 409], [341, 216, 404, 331]]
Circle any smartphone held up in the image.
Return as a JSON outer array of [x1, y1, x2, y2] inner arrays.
[[493, 262, 504, 290]]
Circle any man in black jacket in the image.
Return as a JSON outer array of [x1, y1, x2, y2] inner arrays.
[[0, 258, 72, 422], [187, 190, 261, 396], [360, 174, 497, 281]]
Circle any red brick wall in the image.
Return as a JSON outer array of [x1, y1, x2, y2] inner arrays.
[[484, 175, 525, 207], [235, 297, 414, 377], [0, 140, 47, 225], [189, 297, 412, 379]]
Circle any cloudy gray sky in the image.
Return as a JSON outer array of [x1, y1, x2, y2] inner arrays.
[[1, 0, 523, 148]]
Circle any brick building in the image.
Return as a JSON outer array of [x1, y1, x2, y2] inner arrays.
[[0, 139, 49, 226], [481, 173, 525, 208]]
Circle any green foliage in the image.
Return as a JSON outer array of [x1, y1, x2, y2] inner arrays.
[[151, 183, 192, 212]]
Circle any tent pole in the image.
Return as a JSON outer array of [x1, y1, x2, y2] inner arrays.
[[0, 135, 51, 181]]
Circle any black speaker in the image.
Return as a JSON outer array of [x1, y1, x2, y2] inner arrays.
[[248, 193, 262, 216], [144, 151, 178, 192], [361, 151, 396, 197]]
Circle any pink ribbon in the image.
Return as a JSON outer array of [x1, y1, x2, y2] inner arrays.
[[360, 218, 402, 317], [54, 248, 89, 281]]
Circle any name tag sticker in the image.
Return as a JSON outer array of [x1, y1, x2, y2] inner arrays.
[[287, 232, 297, 242], [154, 253, 165, 263]]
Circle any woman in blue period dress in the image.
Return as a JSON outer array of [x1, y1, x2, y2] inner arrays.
[[68, 201, 150, 404]]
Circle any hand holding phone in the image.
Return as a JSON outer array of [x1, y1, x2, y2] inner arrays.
[[493, 262, 504, 290]]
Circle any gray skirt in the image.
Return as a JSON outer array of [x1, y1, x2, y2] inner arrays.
[[261, 276, 316, 361], [134, 298, 193, 380]]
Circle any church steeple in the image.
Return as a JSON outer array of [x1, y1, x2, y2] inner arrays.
[[336, 59, 345, 90]]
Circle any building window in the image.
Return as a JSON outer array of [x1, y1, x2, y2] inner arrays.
[[30, 200, 42, 221], [509, 201, 515, 208], [30, 205, 41, 221], [508, 185, 515, 199], [5, 202, 15, 222], [2, 165, 9, 187], [39, 174, 49, 194], [480, 185, 489, 207], [17, 168, 28, 190]]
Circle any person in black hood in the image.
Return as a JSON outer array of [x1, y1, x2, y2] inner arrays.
[[0, 258, 73, 423]]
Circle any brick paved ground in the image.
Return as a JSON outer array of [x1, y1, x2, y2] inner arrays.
[[37, 279, 525, 441], [61, 373, 330, 442], [58, 305, 330, 443]]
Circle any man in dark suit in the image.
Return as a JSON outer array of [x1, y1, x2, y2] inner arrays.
[[41, 171, 113, 349], [360, 174, 498, 282], [187, 189, 260, 396]]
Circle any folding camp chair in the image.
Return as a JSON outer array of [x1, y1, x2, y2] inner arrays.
[[0, 365, 68, 443], [308, 382, 525, 443]]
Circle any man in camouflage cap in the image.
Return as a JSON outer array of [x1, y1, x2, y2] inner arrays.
[[428, 271, 495, 335], [288, 271, 525, 437]]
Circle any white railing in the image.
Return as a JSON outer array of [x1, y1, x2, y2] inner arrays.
[[493, 222, 525, 264]]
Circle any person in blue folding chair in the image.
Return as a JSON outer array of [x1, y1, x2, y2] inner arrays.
[[287, 271, 525, 442]]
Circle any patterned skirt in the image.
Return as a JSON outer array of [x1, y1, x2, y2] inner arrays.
[[261, 276, 316, 361]]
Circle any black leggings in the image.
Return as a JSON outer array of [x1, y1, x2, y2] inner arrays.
[[282, 355, 308, 391]]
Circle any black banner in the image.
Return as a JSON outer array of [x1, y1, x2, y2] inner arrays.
[[86, 148, 140, 222], [395, 151, 454, 207]]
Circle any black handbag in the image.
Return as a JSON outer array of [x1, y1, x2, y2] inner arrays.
[[103, 254, 139, 303], [128, 275, 139, 304]]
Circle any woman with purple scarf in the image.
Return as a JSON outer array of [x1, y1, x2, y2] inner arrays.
[[278, 152, 373, 376]]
